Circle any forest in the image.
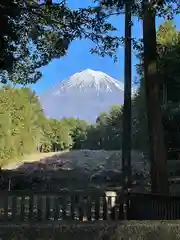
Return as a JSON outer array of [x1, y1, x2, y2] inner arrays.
[[0, 20, 180, 169]]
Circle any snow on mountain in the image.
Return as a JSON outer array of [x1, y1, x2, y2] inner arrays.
[[39, 69, 125, 123]]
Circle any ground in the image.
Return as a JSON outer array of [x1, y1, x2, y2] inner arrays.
[[2, 151, 62, 170], [3, 150, 148, 175], [0, 221, 180, 239]]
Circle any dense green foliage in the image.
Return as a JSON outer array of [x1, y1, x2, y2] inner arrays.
[[41, 117, 88, 152], [135, 20, 180, 159], [0, 86, 44, 165], [157, 21, 180, 157], [0, 86, 90, 165], [0, 0, 120, 84], [80, 105, 123, 150]]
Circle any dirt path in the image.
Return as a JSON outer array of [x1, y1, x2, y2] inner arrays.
[[3, 150, 147, 174], [2, 151, 67, 170]]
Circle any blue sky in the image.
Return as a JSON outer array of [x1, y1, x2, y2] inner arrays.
[[32, 1, 180, 95]]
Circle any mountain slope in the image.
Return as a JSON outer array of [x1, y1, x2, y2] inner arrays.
[[39, 69, 124, 122]]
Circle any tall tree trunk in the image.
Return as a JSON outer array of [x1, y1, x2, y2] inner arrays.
[[142, 2, 169, 194], [122, 3, 132, 191]]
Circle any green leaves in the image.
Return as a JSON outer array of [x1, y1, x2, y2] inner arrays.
[[0, 0, 120, 84], [134, 20, 180, 160], [0, 0, 180, 84], [78, 105, 123, 150], [0, 86, 44, 165]]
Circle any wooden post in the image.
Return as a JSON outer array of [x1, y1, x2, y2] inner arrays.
[[46, 196, 51, 220], [37, 196, 42, 221], [28, 195, 34, 221], [8, 177, 11, 191]]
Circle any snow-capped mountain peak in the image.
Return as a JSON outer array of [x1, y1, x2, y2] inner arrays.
[[39, 69, 125, 122], [51, 69, 124, 96]]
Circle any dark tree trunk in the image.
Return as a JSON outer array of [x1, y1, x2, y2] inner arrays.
[[122, 3, 132, 191], [142, 2, 169, 194]]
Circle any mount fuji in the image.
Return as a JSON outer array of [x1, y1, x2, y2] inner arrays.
[[39, 69, 125, 123]]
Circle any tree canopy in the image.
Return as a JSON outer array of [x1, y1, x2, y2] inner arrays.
[[1, 0, 179, 85], [0, 0, 120, 84]]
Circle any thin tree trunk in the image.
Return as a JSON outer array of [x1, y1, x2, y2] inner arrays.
[[143, 2, 169, 194], [122, 3, 132, 191]]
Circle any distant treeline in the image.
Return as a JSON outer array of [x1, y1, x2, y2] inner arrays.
[[0, 84, 145, 167]]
